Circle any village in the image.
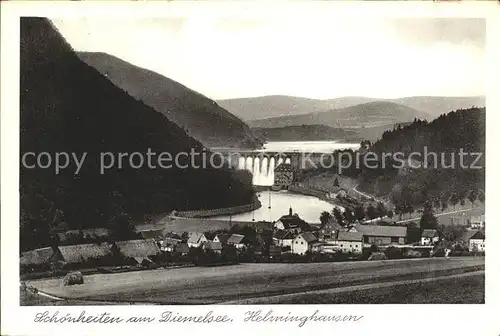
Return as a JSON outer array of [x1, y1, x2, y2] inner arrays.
[[20, 199, 486, 281]]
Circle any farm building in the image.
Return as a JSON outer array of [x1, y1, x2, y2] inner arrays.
[[57, 243, 112, 264], [20, 247, 56, 267], [273, 230, 295, 247], [335, 231, 363, 254], [227, 234, 246, 249], [138, 229, 164, 240], [113, 239, 161, 264], [348, 224, 407, 247], [202, 241, 223, 254]]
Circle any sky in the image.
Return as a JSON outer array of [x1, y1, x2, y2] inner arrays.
[[52, 17, 485, 100]]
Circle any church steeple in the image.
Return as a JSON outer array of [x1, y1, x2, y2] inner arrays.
[[289, 206, 293, 216]]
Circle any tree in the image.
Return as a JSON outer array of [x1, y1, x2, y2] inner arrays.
[[468, 189, 478, 207], [420, 202, 438, 230], [354, 205, 365, 221], [320, 211, 332, 226], [366, 205, 377, 220], [387, 210, 394, 219], [376, 202, 387, 218], [459, 198, 466, 207], [478, 190, 485, 204], [449, 193, 459, 210], [333, 177, 340, 188], [343, 210, 355, 224], [332, 208, 344, 225]]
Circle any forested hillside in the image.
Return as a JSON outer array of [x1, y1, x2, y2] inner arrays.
[[357, 107, 485, 211], [20, 18, 255, 251]]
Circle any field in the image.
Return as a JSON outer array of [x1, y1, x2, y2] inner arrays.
[[24, 257, 484, 305]]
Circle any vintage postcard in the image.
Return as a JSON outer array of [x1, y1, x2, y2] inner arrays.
[[1, 1, 499, 335]]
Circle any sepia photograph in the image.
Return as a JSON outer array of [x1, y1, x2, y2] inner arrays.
[[16, 12, 487, 307]]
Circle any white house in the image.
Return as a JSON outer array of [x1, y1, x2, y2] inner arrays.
[[335, 231, 363, 254], [291, 232, 320, 255], [461, 230, 485, 252], [187, 232, 208, 248], [420, 229, 439, 246]]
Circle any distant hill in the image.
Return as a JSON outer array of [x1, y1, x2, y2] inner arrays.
[[217, 95, 376, 121], [252, 125, 362, 142], [20, 18, 255, 251], [390, 96, 485, 118], [218, 95, 484, 122], [78, 52, 261, 149], [247, 101, 431, 129]]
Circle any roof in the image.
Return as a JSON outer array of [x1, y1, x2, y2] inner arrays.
[[275, 163, 293, 172], [187, 232, 206, 244], [297, 232, 318, 243], [58, 243, 112, 264], [274, 230, 295, 240], [320, 218, 342, 231], [215, 233, 230, 244], [114, 239, 160, 258], [352, 224, 407, 237], [277, 214, 308, 230], [421, 229, 438, 238], [138, 229, 164, 240], [20, 247, 54, 266], [163, 232, 182, 240], [460, 230, 485, 242], [161, 237, 181, 248], [337, 231, 363, 242], [227, 234, 245, 244], [203, 241, 222, 251]]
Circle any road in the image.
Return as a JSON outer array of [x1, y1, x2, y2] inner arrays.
[[26, 257, 484, 304]]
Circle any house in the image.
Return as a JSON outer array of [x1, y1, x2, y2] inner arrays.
[[227, 234, 246, 249], [469, 214, 485, 229], [459, 230, 485, 252], [274, 163, 294, 189], [315, 218, 343, 241], [274, 207, 310, 234], [187, 232, 208, 248], [57, 243, 112, 264], [161, 237, 182, 252], [291, 232, 320, 255], [420, 229, 439, 246], [213, 233, 230, 245], [348, 224, 407, 247], [20, 247, 57, 267], [335, 231, 363, 254], [273, 230, 295, 247], [113, 239, 161, 265], [202, 241, 223, 254]]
